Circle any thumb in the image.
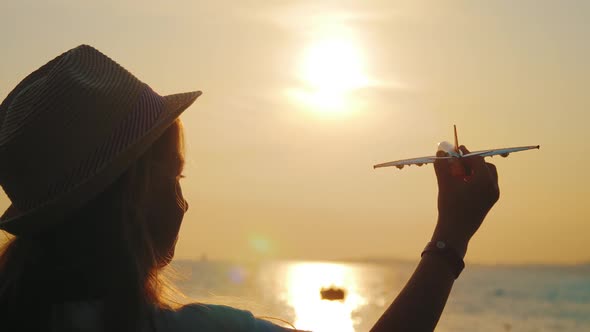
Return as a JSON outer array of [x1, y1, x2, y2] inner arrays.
[[434, 151, 453, 185]]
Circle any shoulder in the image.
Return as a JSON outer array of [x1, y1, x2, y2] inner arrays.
[[153, 303, 296, 332]]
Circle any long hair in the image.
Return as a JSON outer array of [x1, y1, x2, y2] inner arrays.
[[0, 119, 186, 331]]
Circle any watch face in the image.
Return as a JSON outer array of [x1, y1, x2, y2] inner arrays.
[[422, 241, 465, 279]]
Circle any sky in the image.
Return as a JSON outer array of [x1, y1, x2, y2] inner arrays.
[[0, 0, 588, 264]]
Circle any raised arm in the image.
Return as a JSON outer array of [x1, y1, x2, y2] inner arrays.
[[370, 146, 500, 332]]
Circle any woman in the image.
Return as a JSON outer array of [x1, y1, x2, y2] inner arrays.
[[0, 45, 499, 331]]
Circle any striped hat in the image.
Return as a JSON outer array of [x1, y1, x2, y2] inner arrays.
[[0, 45, 201, 235]]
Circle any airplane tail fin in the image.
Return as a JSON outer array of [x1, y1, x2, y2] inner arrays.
[[454, 125, 459, 154]]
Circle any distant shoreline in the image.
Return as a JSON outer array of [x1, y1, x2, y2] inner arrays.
[[172, 257, 590, 268]]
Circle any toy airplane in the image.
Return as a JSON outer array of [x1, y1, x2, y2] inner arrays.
[[373, 125, 540, 170]]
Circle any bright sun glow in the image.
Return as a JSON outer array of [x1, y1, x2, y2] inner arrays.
[[290, 38, 369, 114]]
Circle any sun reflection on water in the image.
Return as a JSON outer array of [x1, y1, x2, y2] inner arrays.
[[284, 262, 366, 332]]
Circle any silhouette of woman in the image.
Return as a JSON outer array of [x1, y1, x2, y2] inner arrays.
[[0, 45, 499, 332]]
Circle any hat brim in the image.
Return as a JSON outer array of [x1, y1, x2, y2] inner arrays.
[[0, 91, 202, 235]]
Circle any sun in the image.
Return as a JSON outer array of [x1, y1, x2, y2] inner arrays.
[[290, 38, 369, 113], [303, 39, 367, 93]]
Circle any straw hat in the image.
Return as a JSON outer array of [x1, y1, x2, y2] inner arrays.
[[0, 45, 201, 235]]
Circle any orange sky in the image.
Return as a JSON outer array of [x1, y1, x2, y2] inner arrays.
[[1, 0, 588, 264]]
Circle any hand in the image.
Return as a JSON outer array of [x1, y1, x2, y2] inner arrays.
[[432, 146, 499, 257]]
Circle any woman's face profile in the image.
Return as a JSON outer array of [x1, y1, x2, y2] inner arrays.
[[146, 167, 188, 266]]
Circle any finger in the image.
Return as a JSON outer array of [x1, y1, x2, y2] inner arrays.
[[486, 162, 498, 182], [456, 145, 478, 176], [463, 154, 486, 174], [485, 162, 500, 201], [434, 151, 454, 185], [459, 145, 470, 154], [434, 156, 451, 182], [450, 158, 468, 178]]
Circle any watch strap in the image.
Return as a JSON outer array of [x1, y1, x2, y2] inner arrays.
[[421, 241, 465, 279]]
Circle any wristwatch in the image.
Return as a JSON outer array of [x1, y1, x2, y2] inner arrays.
[[421, 241, 465, 279]]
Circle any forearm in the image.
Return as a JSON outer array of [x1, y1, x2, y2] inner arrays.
[[370, 219, 470, 332], [370, 253, 456, 332]]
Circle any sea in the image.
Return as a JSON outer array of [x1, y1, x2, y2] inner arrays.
[[170, 260, 590, 332]]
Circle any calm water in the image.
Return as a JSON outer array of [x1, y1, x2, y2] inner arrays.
[[171, 260, 590, 332]]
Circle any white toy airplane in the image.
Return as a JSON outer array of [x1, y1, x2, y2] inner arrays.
[[373, 125, 540, 170]]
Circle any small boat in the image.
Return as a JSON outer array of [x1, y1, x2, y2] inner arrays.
[[320, 287, 346, 301]]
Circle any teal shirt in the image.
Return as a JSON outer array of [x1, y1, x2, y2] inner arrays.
[[155, 304, 296, 331], [62, 302, 298, 331]]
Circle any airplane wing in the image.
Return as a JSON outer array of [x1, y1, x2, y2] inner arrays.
[[373, 156, 452, 170], [463, 145, 540, 158]]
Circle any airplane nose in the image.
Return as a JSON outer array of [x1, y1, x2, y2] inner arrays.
[[437, 141, 454, 154]]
